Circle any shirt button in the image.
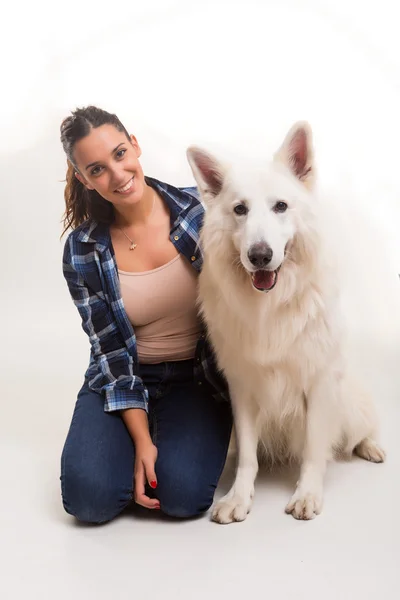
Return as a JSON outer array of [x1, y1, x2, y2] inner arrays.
[[191, 256, 196, 262], [174, 235, 179, 241], [198, 381, 202, 386]]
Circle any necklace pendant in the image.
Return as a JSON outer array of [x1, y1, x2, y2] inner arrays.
[[129, 243, 137, 251]]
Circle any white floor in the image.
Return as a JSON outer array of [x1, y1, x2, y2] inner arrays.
[[2, 309, 400, 600]]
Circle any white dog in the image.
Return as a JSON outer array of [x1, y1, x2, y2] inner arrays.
[[187, 122, 385, 523]]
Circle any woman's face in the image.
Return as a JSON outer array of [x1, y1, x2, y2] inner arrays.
[[73, 124, 146, 207]]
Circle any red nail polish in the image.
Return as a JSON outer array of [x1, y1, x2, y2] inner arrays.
[[150, 480, 157, 489], [155, 504, 161, 510]]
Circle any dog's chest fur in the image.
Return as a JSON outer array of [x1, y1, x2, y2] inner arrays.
[[201, 263, 335, 377], [199, 261, 340, 460]]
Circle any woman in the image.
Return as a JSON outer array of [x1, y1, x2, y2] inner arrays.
[[60, 106, 231, 524]]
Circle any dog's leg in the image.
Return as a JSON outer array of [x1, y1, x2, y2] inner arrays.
[[285, 370, 340, 520], [341, 379, 386, 463], [212, 385, 259, 524], [354, 437, 385, 462]]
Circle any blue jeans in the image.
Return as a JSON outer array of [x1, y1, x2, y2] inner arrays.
[[61, 359, 232, 523]]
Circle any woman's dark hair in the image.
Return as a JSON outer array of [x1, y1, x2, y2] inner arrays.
[[60, 105, 131, 234]]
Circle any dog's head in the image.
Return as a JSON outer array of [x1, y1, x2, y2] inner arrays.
[[187, 122, 316, 293]]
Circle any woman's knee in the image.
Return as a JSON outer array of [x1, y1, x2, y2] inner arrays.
[[157, 478, 215, 519], [61, 460, 131, 524]]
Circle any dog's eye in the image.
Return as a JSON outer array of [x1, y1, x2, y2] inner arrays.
[[274, 201, 288, 213], [234, 204, 248, 216]]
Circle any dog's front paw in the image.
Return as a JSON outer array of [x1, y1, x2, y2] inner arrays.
[[212, 491, 253, 524], [285, 489, 323, 520]]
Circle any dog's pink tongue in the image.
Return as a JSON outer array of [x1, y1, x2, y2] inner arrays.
[[254, 270, 275, 290]]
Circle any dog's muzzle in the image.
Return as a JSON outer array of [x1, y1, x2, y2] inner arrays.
[[247, 242, 281, 292]]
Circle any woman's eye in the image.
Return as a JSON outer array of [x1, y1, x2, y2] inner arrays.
[[91, 166, 103, 176], [116, 148, 126, 159], [234, 204, 248, 216], [274, 201, 288, 213]]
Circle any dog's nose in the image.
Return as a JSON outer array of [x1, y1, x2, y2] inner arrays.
[[248, 243, 273, 268]]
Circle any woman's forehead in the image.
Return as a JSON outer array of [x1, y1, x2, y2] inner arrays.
[[74, 124, 129, 167]]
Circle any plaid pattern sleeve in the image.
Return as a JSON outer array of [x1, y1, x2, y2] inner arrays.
[[63, 233, 149, 413]]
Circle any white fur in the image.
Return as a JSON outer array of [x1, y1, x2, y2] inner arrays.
[[187, 122, 385, 523]]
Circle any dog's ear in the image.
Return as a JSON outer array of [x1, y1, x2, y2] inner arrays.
[[186, 147, 225, 203], [274, 122, 315, 189]]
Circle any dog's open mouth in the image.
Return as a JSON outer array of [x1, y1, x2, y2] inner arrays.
[[251, 268, 280, 292]]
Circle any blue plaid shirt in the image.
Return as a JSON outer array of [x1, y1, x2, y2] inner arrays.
[[63, 176, 228, 412]]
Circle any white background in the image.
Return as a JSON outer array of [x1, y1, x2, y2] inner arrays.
[[1, 1, 400, 599]]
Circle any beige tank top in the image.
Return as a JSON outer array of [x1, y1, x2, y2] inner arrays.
[[118, 254, 201, 364]]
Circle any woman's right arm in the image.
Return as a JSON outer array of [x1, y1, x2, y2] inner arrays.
[[62, 234, 148, 413]]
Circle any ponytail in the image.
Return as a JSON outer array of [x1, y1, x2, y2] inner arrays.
[[62, 161, 90, 235]]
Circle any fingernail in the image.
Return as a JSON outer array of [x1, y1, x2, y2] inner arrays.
[[150, 480, 157, 489], [155, 504, 161, 510]]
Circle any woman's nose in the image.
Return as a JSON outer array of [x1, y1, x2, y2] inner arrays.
[[110, 168, 128, 188]]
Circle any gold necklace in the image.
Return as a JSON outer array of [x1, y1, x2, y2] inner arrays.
[[117, 193, 156, 251]]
